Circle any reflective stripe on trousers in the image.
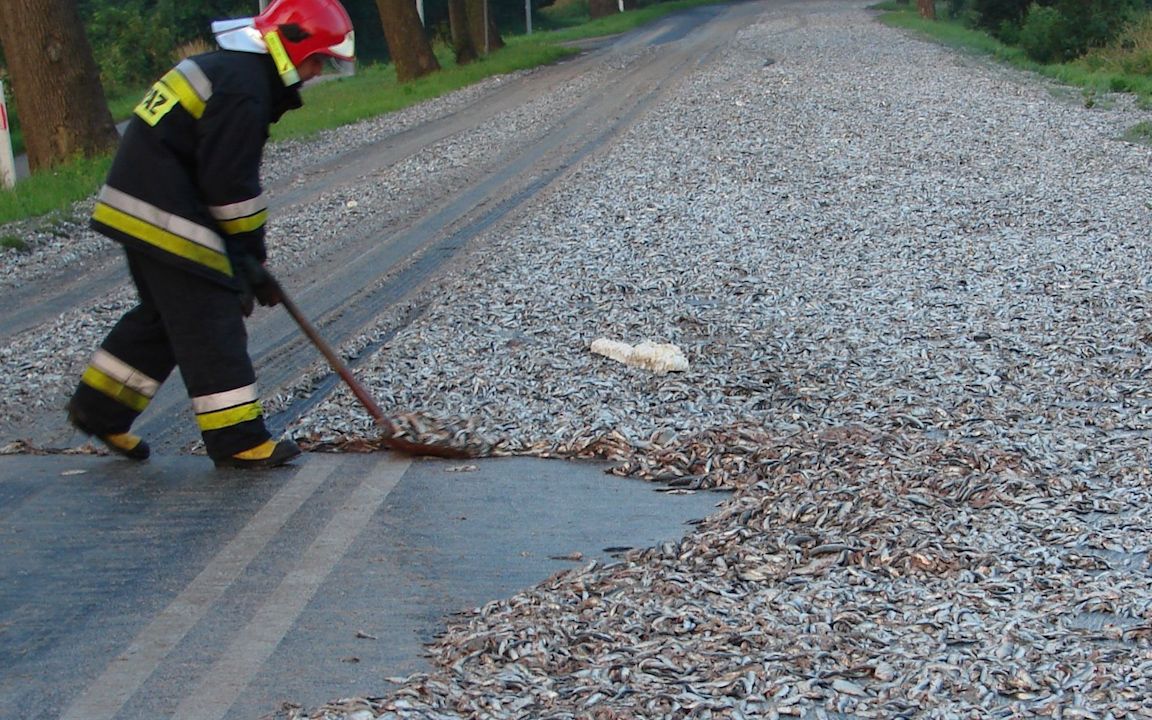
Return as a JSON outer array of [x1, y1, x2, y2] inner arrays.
[[80, 348, 161, 413]]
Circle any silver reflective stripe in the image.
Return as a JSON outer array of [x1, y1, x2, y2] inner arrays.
[[209, 193, 267, 221], [175, 59, 213, 104], [99, 186, 226, 255], [91, 349, 160, 398], [192, 385, 259, 414]]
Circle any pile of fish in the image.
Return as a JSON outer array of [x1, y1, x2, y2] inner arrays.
[[286, 0, 1152, 713], [4, 0, 1152, 715]]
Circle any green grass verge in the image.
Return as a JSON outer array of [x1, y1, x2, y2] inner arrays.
[[1, 234, 28, 252], [0, 0, 718, 226], [0, 155, 111, 227], [1123, 120, 1152, 145], [537, 0, 591, 29], [873, 2, 1152, 106], [875, 3, 1031, 63]]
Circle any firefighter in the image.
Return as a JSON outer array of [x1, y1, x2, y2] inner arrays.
[[67, 0, 355, 469]]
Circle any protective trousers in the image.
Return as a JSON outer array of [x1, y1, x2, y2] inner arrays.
[[69, 250, 272, 460]]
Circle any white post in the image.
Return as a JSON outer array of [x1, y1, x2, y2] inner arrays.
[[417, 0, 425, 25], [525, 0, 532, 34], [0, 79, 16, 189]]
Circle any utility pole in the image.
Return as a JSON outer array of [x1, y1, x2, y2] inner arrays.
[[0, 79, 15, 189]]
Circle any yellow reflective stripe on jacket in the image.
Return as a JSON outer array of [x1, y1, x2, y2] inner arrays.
[[196, 401, 263, 431], [210, 194, 268, 236], [216, 210, 267, 235], [94, 186, 232, 276], [263, 30, 300, 86], [90, 349, 160, 398], [174, 59, 213, 108], [159, 67, 207, 120], [94, 203, 232, 276], [192, 385, 258, 414], [100, 186, 227, 254], [81, 367, 151, 413], [132, 58, 213, 127]]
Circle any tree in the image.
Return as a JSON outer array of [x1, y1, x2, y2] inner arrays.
[[448, 0, 504, 62], [588, 0, 620, 20], [374, 0, 440, 81], [448, 0, 478, 64], [0, 0, 119, 171], [463, 0, 504, 56]]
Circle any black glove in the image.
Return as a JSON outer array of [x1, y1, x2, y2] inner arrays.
[[239, 289, 255, 317], [235, 254, 282, 309]]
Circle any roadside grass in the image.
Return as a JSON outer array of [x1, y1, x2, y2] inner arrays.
[[1, 234, 27, 252], [538, 0, 592, 29], [1073, 13, 1152, 100], [873, 1, 1152, 105], [1123, 120, 1152, 145], [0, 0, 721, 226], [0, 155, 111, 227], [875, 2, 1032, 64]]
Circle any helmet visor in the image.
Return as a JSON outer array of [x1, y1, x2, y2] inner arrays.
[[326, 56, 356, 76]]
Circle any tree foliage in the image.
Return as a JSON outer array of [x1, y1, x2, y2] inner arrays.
[[79, 0, 252, 94], [966, 0, 1032, 37], [958, 0, 1144, 60], [1039, 0, 1143, 57]]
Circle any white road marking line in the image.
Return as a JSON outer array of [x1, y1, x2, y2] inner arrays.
[[171, 453, 410, 720], [59, 455, 341, 720]]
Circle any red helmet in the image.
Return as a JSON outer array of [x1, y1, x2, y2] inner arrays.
[[253, 0, 355, 71]]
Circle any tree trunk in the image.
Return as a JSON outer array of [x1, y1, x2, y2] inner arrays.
[[448, 0, 478, 65], [589, 0, 620, 20], [464, 0, 504, 56], [374, 0, 441, 82], [917, 0, 936, 20], [0, 0, 118, 172]]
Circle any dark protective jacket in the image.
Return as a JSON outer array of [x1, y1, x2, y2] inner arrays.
[[91, 50, 302, 289]]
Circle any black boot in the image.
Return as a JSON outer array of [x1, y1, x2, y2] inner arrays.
[[67, 402, 151, 460], [213, 438, 301, 470]]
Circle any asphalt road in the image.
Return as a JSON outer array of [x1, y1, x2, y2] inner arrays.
[[0, 452, 723, 720]]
